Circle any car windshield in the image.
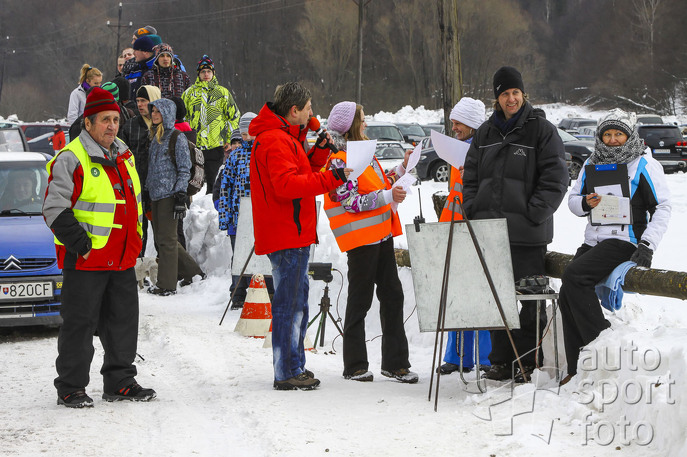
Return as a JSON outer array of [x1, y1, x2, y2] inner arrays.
[[638, 127, 682, 145], [0, 129, 26, 152], [637, 116, 663, 124], [375, 144, 405, 159], [557, 128, 578, 142], [366, 126, 404, 142], [0, 161, 48, 215], [397, 124, 426, 137]]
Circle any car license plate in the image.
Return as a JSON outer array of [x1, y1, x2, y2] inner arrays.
[[0, 282, 53, 300], [653, 148, 671, 154]]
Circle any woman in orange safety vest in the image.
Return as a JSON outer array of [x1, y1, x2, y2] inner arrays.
[[323, 101, 418, 384], [437, 97, 493, 376]]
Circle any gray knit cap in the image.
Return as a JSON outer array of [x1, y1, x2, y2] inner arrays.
[[239, 112, 257, 134]]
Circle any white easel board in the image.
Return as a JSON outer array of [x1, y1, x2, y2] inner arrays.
[[407, 219, 519, 332], [232, 197, 273, 276]]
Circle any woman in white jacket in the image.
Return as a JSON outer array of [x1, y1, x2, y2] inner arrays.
[[558, 109, 671, 385], [67, 64, 102, 124]]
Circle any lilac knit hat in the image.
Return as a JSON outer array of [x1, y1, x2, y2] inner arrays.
[[327, 101, 357, 134]]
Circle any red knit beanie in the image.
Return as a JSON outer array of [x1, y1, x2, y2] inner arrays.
[[84, 87, 120, 118]]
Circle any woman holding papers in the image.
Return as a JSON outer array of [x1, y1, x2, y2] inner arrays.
[[559, 109, 671, 386], [438, 97, 493, 375], [323, 101, 418, 384]]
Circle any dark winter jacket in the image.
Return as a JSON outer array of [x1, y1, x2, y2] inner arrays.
[[249, 103, 346, 255], [146, 98, 191, 201], [122, 56, 156, 101], [121, 114, 151, 189], [141, 64, 191, 99], [462, 102, 568, 246]]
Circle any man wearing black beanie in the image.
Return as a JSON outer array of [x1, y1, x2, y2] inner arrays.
[[462, 66, 569, 383]]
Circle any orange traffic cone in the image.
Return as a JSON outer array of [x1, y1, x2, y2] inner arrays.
[[234, 274, 272, 338]]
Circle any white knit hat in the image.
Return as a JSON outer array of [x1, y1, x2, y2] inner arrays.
[[449, 97, 486, 130]]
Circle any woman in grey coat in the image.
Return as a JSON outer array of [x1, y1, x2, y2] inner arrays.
[[146, 97, 204, 295]]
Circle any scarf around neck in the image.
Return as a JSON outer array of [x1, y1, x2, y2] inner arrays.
[[588, 130, 645, 165]]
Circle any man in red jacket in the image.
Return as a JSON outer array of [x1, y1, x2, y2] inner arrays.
[[44, 87, 156, 408], [249, 82, 350, 390]]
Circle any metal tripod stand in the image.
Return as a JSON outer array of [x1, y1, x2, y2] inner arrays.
[[307, 276, 344, 348]]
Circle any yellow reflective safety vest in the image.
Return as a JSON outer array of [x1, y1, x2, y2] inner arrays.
[[324, 151, 402, 252], [439, 166, 464, 222], [48, 138, 143, 250]]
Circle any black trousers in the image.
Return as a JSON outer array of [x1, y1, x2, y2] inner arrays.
[[558, 239, 635, 375], [488, 245, 547, 367], [203, 146, 224, 195], [343, 237, 410, 376], [54, 268, 139, 396]]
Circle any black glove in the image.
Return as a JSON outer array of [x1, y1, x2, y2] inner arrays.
[[173, 191, 187, 220], [332, 167, 347, 182], [630, 241, 653, 268]]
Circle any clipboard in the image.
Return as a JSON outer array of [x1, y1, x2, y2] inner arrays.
[[584, 163, 632, 226], [584, 163, 630, 197]]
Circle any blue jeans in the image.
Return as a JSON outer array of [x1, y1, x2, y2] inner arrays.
[[267, 247, 310, 382]]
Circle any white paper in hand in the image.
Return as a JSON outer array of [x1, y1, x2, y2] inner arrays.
[[405, 142, 422, 172], [346, 140, 377, 181], [430, 130, 470, 168], [392, 173, 415, 194]]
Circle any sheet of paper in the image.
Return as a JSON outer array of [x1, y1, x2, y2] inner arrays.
[[594, 184, 624, 197], [404, 143, 422, 172], [345, 140, 377, 182], [591, 195, 632, 225], [390, 173, 415, 213], [430, 130, 470, 168]]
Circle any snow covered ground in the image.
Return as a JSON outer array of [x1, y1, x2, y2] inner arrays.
[[1, 104, 686, 456]]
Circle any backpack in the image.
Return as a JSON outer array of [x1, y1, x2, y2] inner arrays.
[[168, 129, 205, 196]]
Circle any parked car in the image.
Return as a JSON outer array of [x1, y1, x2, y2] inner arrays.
[[558, 117, 597, 136], [637, 124, 687, 173], [0, 152, 63, 326], [375, 141, 418, 181], [415, 137, 450, 182], [395, 122, 426, 147], [557, 128, 595, 181], [420, 124, 445, 136], [0, 127, 30, 152], [636, 114, 664, 125], [365, 121, 413, 150], [20, 123, 69, 156]]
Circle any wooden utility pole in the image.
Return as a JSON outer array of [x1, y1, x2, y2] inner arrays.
[[107, 2, 132, 60], [438, 0, 462, 133], [352, 0, 372, 104]]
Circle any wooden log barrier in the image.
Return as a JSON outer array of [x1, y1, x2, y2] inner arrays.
[[391, 192, 687, 300]]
